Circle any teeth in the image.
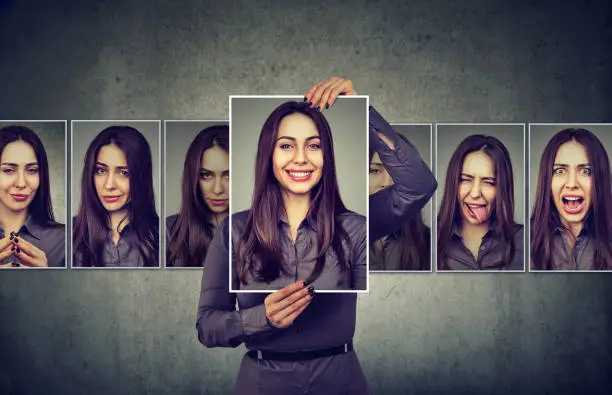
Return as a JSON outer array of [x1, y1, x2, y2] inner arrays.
[[563, 197, 581, 201], [289, 171, 312, 177]]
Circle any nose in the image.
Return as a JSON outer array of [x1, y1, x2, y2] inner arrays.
[[213, 176, 224, 195], [104, 172, 116, 190], [293, 145, 308, 164], [15, 169, 27, 188], [565, 169, 578, 189], [469, 180, 482, 198]]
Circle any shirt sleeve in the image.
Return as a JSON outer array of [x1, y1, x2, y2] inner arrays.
[[352, 219, 367, 290], [368, 106, 437, 242], [196, 217, 276, 348]]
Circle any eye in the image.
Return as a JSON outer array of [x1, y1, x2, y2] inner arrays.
[[120, 170, 130, 177], [1, 168, 15, 174], [459, 178, 470, 183], [369, 167, 381, 175], [200, 171, 213, 180], [279, 143, 293, 150], [580, 167, 592, 176], [95, 166, 106, 175], [483, 180, 496, 186], [553, 167, 565, 175], [222, 173, 230, 181], [308, 142, 321, 150], [26, 167, 39, 175]]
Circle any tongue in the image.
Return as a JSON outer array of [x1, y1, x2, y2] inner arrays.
[[565, 199, 580, 209], [470, 206, 488, 223]]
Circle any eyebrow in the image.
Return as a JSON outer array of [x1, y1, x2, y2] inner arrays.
[[460, 173, 496, 181], [276, 136, 320, 142], [553, 163, 592, 167], [370, 162, 384, 166], [0, 162, 39, 167], [96, 162, 129, 170], [200, 168, 230, 173]]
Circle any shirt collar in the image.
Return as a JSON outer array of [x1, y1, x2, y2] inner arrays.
[[279, 211, 318, 232], [0, 215, 44, 241]]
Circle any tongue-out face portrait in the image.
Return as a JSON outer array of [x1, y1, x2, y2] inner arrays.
[[550, 140, 592, 229], [457, 150, 497, 225]]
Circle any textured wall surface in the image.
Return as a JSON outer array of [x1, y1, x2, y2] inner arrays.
[[1, 1, 611, 394]]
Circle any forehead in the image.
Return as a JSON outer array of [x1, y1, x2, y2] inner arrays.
[[96, 144, 127, 166], [1, 140, 37, 163], [554, 140, 589, 164], [370, 152, 382, 164], [201, 145, 229, 170], [277, 113, 319, 139], [461, 150, 494, 175]]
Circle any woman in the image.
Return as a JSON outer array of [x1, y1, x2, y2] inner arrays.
[[0, 125, 65, 268], [531, 128, 612, 270], [437, 134, 524, 270], [166, 125, 229, 267], [369, 133, 431, 271], [73, 125, 159, 268]]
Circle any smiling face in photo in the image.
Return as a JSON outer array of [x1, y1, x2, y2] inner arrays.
[[94, 144, 131, 213], [272, 113, 324, 198], [550, 140, 592, 229], [0, 140, 40, 213], [457, 150, 497, 225], [199, 145, 229, 214]]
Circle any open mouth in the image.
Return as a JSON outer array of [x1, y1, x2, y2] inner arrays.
[[286, 170, 314, 182], [465, 202, 488, 223], [103, 196, 122, 203], [561, 196, 585, 214]]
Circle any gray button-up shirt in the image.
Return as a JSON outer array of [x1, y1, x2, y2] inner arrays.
[[73, 222, 159, 268], [441, 224, 525, 270], [368, 106, 437, 242], [370, 226, 431, 271], [543, 227, 595, 270], [0, 216, 65, 267], [230, 209, 366, 291]]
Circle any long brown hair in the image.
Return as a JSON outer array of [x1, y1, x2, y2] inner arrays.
[[167, 125, 228, 267], [531, 128, 612, 269], [437, 134, 517, 269], [237, 101, 350, 285]]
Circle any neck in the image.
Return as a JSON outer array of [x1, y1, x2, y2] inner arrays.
[[460, 219, 489, 240], [0, 205, 28, 234], [109, 210, 129, 234], [211, 211, 228, 227], [282, 191, 311, 228], [564, 221, 583, 241]]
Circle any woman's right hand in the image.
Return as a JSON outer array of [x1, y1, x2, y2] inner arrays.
[[265, 281, 314, 329], [0, 236, 15, 267]]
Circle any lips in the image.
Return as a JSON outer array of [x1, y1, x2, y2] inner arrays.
[[561, 195, 585, 215], [208, 198, 227, 206], [286, 170, 314, 182], [102, 195, 122, 203], [10, 194, 29, 202], [465, 202, 488, 223]]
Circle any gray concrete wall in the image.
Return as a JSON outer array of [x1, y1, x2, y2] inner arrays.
[[0, 1, 611, 394]]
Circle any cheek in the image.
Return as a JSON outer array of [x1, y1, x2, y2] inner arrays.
[[199, 179, 212, 194], [310, 152, 324, 168], [483, 186, 497, 203], [550, 178, 563, 196], [28, 174, 40, 191], [457, 184, 469, 201]]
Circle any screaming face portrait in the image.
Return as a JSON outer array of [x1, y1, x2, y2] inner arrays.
[[72, 121, 160, 268], [436, 124, 525, 271], [0, 123, 66, 268], [530, 124, 612, 270], [229, 96, 368, 292]]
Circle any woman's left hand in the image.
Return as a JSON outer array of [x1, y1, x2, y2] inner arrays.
[[13, 237, 48, 267], [304, 77, 357, 110]]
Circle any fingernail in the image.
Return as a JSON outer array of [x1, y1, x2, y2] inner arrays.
[[16, 248, 20, 254], [303, 280, 310, 286], [306, 101, 312, 107], [10, 231, 15, 236], [315, 105, 321, 112], [11, 246, 15, 251], [9, 235, 14, 240], [308, 286, 315, 296], [14, 238, 18, 243], [303, 97, 308, 102], [325, 103, 329, 109]]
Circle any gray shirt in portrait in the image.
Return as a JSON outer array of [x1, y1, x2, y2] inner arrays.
[[440, 224, 524, 270], [73, 219, 159, 268], [228, 210, 366, 291], [370, 226, 431, 271], [544, 227, 595, 270], [0, 216, 65, 267]]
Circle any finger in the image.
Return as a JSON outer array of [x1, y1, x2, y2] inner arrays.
[[267, 286, 311, 316], [0, 262, 15, 268], [0, 249, 13, 261], [265, 280, 308, 304], [0, 236, 12, 251], [326, 79, 356, 108], [304, 78, 336, 104], [14, 249, 47, 267], [12, 237, 43, 259], [310, 78, 339, 110], [276, 297, 313, 328], [320, 78, 348, 110]]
